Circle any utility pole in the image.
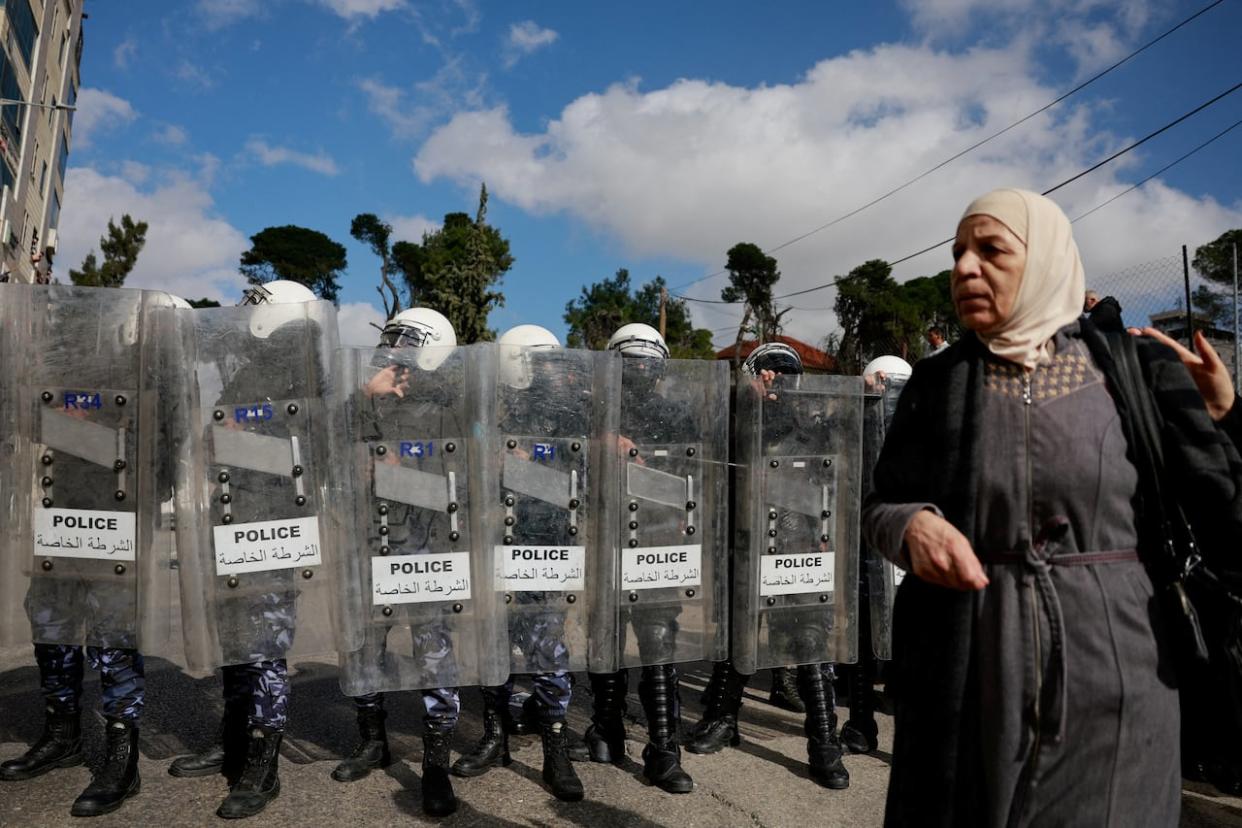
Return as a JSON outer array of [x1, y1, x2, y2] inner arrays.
[[658, 285, 667, 339], [1183, 245, 1194, 345]]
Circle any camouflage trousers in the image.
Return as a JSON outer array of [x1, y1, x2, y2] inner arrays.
[[482, 605, 572, 721], [34, 643, 145, 722], [353, 688, 460, 735], [222, 659, 289, 731]]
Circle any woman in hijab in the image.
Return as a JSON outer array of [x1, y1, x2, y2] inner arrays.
[[864, 189, 1242, 826]]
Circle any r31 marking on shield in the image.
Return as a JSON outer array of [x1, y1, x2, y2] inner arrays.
[[759, 553, 834, 596], [371, 552, 472, 605], [622, 544, 702, 590], [33, 508, 137, 561], [213, 516, 322, 576]]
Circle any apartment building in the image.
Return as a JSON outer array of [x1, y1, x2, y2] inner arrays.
[[0, 0, 83, 284]]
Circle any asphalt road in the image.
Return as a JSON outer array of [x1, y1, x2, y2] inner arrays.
[[1, 648, 1240, 827]]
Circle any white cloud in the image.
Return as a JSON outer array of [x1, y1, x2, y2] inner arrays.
[[503, 20, 558, 68], [414, 42, 1242, 344], [357, 78, 429, 139], [386, 212, 439, 242], [73, 89, 138, 148], [337, 301, 387, 346], [317, 0, 406, 20], [196, 0, 265, 30], [359, 59, 486, 140], [57, 166, 250, 303], [119, 161, 151, 185], [245, 138, 340, 176], [113, 36, 137, 69], [175, 60, 216, 90], [152, 124, 189, 146]]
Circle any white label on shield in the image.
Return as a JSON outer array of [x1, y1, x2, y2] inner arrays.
[[498, 545, 585, 591], [622, 545, 702, 590], [372, 553, 472, 605], [213, 517, 322, 575], [893, 565, 906, 587], [759, 553, 834, 596], [33, 508, 137, 561]]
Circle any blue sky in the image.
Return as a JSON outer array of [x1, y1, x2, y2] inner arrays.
[[64, 0, 1242, 346]]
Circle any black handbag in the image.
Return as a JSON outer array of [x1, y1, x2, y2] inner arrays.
[[1105, 329, 1242, 780]]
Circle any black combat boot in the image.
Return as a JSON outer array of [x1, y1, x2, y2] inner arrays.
[[331, 706, 391, 782], [216, 726, 282, 819], [583, 671, 628, 764], [768, 667, 805, 713], [540, 721, 584, 801], [798, 665, 849, 790], [421, 732, 457, 818], [508, 692, 540, 735], [639, 665, 693, 793], [168, 700, 247, 781], [0, 704, 83, 781], [70, 718, 140, 817], [686, 661, 748, 755], [451, 703, 511, 777], [840, 662, 879, 755]]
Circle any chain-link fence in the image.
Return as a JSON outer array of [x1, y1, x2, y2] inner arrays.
[[1090, 248, 1242, 384]]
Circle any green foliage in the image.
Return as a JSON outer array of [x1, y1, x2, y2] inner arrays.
[[1191, 284, 1231, 327], [239, 225, 346, 303], [69, 215, 148, 288], [350, 213, 400, 318], [563, 270, 716, 359], [832, 260, 957, 373], [720, 242, 785, 341], [391, 184, 513, 344], [1192, 229, 1242, 287], [187, 297, 221, 308]]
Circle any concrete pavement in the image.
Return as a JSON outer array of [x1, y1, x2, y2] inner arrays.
[[1, 649, 1240, 827]]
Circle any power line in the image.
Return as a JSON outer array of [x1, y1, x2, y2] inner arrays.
[[690, 79, 1242, 305], [669, 0, 1226, 294]]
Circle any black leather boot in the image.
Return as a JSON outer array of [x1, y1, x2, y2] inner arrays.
[[168, 701, 246, 781], [421, 732, 457, 818], [639, 665, 693, 793], [0, 705, 83, 781], [451, 703, 511, 777], [70, 718, 140, 817], [686, 660, 748, 755], [332, 706, 391, 782], [507, 692, 540, 735], [798, 665, 849, 790], [540, 721, 584, 801], [216, 726, 282, 819], [840, 662, 879, 754], [768, 667, 805, 713], [584, 671, 628, 764]]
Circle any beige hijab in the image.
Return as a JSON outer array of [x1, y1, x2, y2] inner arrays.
[[960, 188, 1085, 370]]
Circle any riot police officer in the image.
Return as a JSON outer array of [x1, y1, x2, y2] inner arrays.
[[332, 306, 463, 818], [582, 323, 696, 793], [168, 280, 323, 819], [686, 343, 850, 790], [452, 324, 585, 802]]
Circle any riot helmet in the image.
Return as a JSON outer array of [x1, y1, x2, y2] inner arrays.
[[237, 280, 317, 339], [862, 355, 911, 382], [742, 342, 803, 378], [497, 324, 560, 389], [374, 307, 457, 371], [607, 323, 669, 360]]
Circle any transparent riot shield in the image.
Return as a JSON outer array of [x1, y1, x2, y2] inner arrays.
[[490, 347, 618, 676], [732, 372, 863, 674], [0, 284, 178, 655], [0, 283, 29, 645], [866, 375, 907, 661], [335, 344, 508, 695], [173, 300, 350, 673], [588, 357, 729, 673]]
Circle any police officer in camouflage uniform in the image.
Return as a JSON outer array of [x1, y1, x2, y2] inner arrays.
[[686, 343, 850, 790], [332, 307, 463, 818], [451, 325, 584, 802], [168, 281, 322, 819], [581, 323, 696, 793]]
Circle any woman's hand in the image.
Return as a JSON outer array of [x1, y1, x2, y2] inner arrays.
[[903, 509, 989, 590], [1129, 327, 1235, 421]]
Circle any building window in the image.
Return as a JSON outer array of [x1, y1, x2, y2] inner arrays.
[[38, 158, 46, 194], [48, 188, 60, 229], [0, 152, 14, 194], [28, 138, 36, 183], [54, 131, 67, 187], [0, 51, 24, 148], [6, 0, 39, 72], [58, 29, 67, 66]]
